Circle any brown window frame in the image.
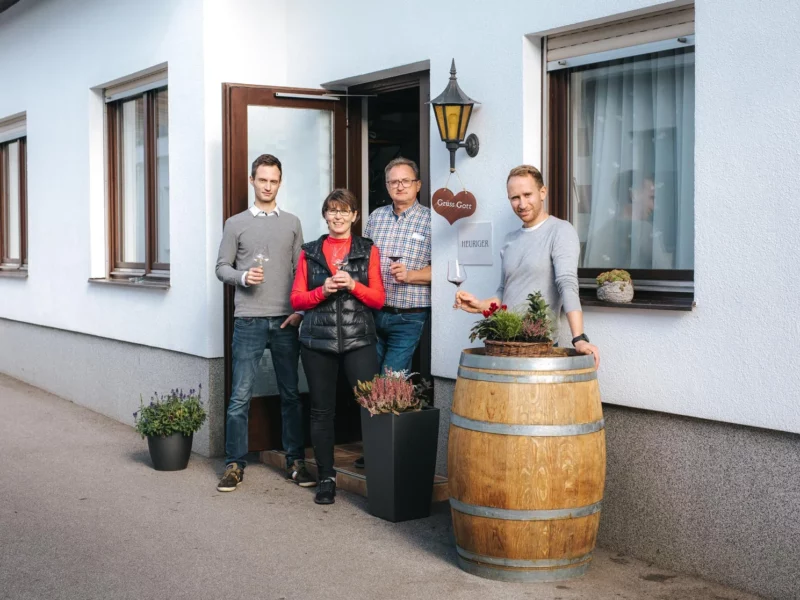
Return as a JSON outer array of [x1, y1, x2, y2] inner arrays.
[[0, 136, 27, 272], [546, 51, 694, 299], [106, 86, 169, 281]]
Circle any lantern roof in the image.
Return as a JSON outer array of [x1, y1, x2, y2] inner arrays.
[[431, 60, 479, 107]]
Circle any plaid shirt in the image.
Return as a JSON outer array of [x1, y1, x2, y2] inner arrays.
[[364, 202, 432, 308]]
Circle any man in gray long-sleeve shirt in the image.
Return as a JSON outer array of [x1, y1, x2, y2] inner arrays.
[[214, 154, 315, 493], [456, 165, 600, 366]]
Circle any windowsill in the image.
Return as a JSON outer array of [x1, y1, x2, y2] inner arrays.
[[88, 277, 170, 290], [580, 288, 694, 311], [0, 267, 28, 279]]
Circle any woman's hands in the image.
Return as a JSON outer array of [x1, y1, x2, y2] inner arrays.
[[322, 271, 355, 297]]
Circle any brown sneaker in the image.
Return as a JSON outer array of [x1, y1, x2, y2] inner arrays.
[[217, 463, 244, 492], [286, 460, 316, 488]]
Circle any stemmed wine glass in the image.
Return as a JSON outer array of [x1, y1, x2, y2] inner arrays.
[[332, 247, 349, 273], [252, 245, 269, 284], [447, 259, 466, 309]]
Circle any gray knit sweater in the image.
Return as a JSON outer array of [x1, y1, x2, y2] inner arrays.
[[495, 216, 582, 339], [215, 208, 303, 318]]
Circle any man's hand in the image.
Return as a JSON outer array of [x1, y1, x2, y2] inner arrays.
[[391, 262, 413, 283], [280, 313, 303, 329], [574, 340, 600, 369], [322, 277, 339, 297], [332, 270, 355, 291], [245, 267, 264, 286], [455, 290, 485, 313]]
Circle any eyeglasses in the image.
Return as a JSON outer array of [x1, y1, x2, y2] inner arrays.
[[326, 209, 352, 217], [386, 178, 419, 189]]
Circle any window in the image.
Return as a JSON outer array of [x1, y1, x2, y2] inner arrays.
[[546, 7, 695, 293], [105, 68, 169, 281], [0, 113, 27, 272]]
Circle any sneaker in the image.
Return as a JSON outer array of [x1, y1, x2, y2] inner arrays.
[[286, 460, 316, 488], [314, 477, 336, 505], [217, 463, 244, 492], [353, 456, 365, 469]]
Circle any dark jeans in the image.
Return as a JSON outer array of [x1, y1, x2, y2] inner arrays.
[[373, 309, 429, 373], [226, 316, 302, 469], [300, 344, 379, 480]]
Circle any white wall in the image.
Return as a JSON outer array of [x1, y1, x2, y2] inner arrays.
[[274, 0, 800, 435], [0, 0, 213, 357]]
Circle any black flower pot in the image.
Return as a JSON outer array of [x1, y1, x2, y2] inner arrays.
[[146, 433, 193, 471], [360, 406, 440, 523]]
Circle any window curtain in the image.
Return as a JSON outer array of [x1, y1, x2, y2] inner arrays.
[[577, 48, 695, 271]]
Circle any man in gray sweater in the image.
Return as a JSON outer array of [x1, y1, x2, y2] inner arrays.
[[215, 154, 314, 492], [456, 165, 600, 366]]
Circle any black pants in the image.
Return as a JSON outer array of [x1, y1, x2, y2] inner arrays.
[[300, 344, 379, 479]]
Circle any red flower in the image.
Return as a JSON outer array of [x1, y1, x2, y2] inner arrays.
[[489, 302, 498, 310], [482, 310, 490, 317], [501, 304, 508, 310]]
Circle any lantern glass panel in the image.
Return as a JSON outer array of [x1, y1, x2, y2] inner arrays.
[[434, 105, 448, 141], [444, 105, 463, 141], [458, 105, 472, 140]]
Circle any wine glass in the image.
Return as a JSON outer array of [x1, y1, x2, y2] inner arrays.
[[388, 254, 403, 263], [332, 248, 349, 273], [447, 259, 466, 287], [253, 245, 270, 281], [448, 260, 466, 309]]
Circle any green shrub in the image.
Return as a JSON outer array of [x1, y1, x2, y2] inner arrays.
[[469, 292, 553, 343], [134, 387, 207, 438], [596, 269, 632, 286]]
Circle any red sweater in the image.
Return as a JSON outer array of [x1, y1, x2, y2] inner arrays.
[[290, 236, 385, 311]]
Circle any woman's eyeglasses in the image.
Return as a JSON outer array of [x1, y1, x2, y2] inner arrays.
[[326, 209, 352, 217]]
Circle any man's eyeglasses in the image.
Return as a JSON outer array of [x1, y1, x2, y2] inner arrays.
[[386, 178, 419, 189], [326, 209, 352, 217]]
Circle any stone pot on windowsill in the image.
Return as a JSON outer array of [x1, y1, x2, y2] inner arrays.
[[596, 270, 634, 304]]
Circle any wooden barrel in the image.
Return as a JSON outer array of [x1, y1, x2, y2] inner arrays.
[[448, 348, 605, 582]]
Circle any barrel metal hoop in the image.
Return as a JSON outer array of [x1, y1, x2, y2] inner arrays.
[[450, 413, 604, 437], [450, 497, 603, 521], [457, 366, 597, 384], [456, 555, 592, 582], [456, 546, 593, 568], [460, 350, 595, 372]]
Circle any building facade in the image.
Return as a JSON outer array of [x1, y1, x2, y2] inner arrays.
[[1, 1, 798, 597]]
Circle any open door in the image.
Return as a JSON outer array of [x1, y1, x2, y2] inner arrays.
[[222, 84, 347, 452]]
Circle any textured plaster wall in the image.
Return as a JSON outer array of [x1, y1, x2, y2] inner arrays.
[[0, 0, 214, 358], [279, 0, 800, 435], [0, 317, 225, 457]]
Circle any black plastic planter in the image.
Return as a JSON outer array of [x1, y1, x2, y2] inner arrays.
[[147, 433, 193, 471], [360, 406, 440, 522]]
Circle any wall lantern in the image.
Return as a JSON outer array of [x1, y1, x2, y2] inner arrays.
[[430, 59, 480, 172]]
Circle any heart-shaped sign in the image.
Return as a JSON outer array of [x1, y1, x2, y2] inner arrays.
[[432, 187, 476, 225]]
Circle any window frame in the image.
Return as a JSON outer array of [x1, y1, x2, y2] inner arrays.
[[0, 136, 28, 272], [106, 86, 169, 281], [545, 29, 695, 298]]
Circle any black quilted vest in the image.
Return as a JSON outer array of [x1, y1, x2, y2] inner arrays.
[[299, 235, 377, 354]]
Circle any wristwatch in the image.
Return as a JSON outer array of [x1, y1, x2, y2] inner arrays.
[[572, 333, 590, 346]]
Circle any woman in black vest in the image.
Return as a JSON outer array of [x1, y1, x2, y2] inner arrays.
[[290, 189, 385, 504]]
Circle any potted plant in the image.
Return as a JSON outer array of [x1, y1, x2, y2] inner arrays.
[[134, 386, 207, 471], [468, 291, 555, 357], [596, 269, 634, 303], [354, 370, 439, 523]]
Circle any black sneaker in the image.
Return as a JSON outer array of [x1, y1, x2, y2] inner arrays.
[[353, 456, 365, 469], [217, 463, 244, 492], [314, 477, 336, 505], [286, 460, 316, 488]]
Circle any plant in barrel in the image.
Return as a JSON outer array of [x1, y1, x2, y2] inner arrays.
[[469, 291, 555, 357]]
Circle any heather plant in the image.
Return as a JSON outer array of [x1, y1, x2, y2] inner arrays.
[[133, 386, 207, 438], [354, 369, 432, 416], [469, 293, 553, 343], [596, 269, 632, 286]]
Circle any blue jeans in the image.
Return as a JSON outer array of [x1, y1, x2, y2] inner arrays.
[[226, 317, 302, 469], [373, 309, 430, 374]]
